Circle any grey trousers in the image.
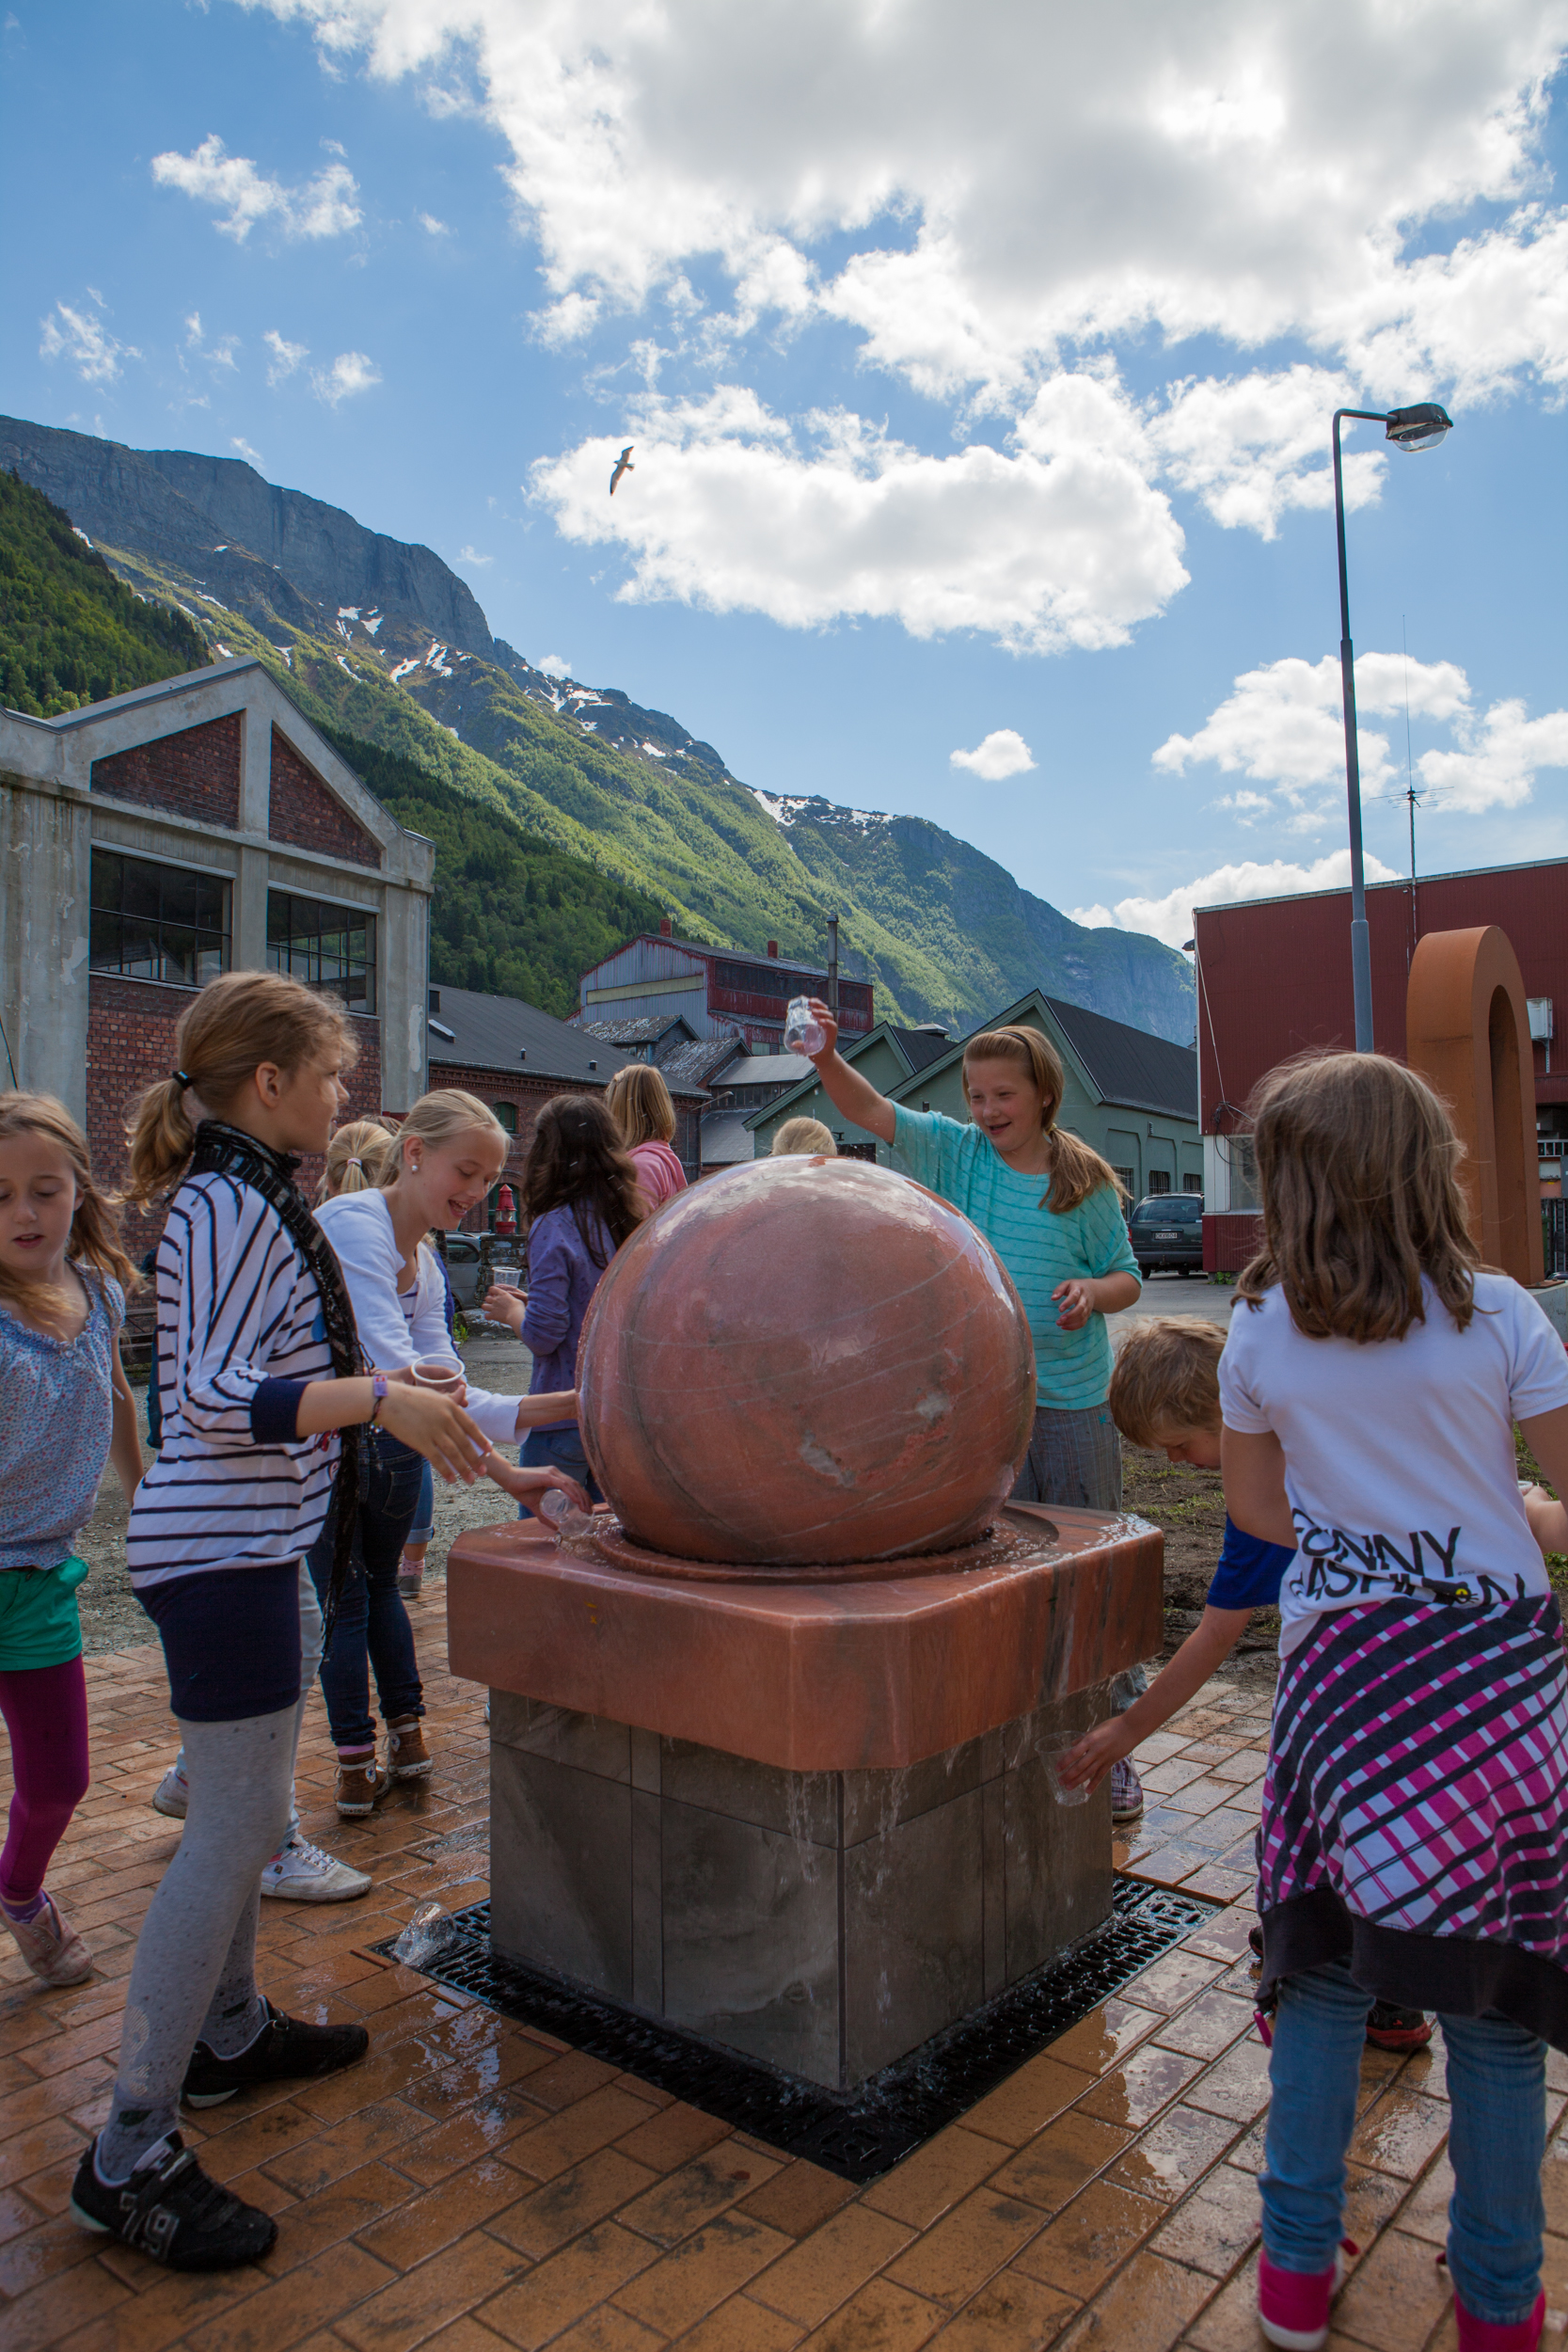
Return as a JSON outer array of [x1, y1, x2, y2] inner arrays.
[[1011, 1404, 1149, 1716]]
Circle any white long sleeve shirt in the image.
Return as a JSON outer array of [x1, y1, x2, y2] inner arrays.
[[313, 1188, 525, 1449]]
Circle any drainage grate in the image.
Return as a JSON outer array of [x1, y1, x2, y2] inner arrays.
[[372, 1877, 1219, 2184]]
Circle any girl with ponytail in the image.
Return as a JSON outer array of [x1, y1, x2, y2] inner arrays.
[[75, 972, 492, 2275], [804, 1008, 1148, 1811]]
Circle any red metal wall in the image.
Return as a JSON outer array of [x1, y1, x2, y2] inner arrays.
[[1195, 860, 1568, 1130]]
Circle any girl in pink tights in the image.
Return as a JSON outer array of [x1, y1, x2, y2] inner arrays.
[[0, 1095, 144, 1985]]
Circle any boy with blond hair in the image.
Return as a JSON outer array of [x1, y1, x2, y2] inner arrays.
[[1061, 1316, 1430, 2055]]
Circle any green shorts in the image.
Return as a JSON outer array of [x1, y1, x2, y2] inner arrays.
[[0, 1558, 87, 1672]]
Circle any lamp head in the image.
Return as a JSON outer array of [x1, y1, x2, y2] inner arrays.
[[1385, 402, 1453, 453]]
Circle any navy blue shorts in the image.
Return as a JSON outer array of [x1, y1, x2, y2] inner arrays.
[[139, 1561, 302, 1724]]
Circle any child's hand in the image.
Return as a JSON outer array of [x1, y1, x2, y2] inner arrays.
[[1057, 1717, 1134, 1794], [1053, 1278, 1095, 1331], [487, 1459, 592, 1513], [483, 1283, 527, 1332], [1523, 1483, 1568, 1554], [804, 998, 838, 1062]]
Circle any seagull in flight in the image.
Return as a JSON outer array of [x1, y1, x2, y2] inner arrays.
[[610, 445, 634, 497]]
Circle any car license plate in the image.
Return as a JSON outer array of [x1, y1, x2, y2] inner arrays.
[[1155, 1229, 1179, 1240]]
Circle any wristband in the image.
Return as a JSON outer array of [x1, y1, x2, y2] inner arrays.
[[369, 1374, 388, 1427]]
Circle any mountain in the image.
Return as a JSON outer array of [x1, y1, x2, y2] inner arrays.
[[0, 415, 1196, 1042]]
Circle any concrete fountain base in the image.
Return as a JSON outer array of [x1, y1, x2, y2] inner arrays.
[[448, 1502, 1161, 2094]]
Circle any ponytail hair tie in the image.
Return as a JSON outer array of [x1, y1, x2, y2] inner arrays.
[[347, 1156, 362, 1168], [173, 1070, 193, 1091]]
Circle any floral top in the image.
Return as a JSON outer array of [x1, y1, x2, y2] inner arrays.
[[0, 1269, 124, 1571]]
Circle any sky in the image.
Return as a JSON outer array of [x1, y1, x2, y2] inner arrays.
[[3, 0, 1566, 952]]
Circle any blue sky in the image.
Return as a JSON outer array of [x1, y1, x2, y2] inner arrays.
[[3, 0, 1565, 948]]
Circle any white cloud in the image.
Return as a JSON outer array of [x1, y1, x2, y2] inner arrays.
[[263, 328, 309, 385], [1072, 849, 1403, 951], [951, 729, 1036, 781], [417, 211, 450, 235], [457, 544, 493, 564], [1154, 652, 1472, 802], [537, 652, 572, 677], [151, 134, 360, 242], [531, 379, 1187, 654], [231, 437, 266, 467], [1419, 699, 1568, 812], [313, 350, 382, 405], [39, 299, 139, 385]]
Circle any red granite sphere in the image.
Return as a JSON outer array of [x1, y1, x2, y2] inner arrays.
[[578, 1155, 1037, 1567]]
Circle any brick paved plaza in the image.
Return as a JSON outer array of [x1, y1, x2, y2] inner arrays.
[[3, 1614, 1564, 2352]]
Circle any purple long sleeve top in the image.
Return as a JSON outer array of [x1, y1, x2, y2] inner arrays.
[[520, 1204, 614, 1428]]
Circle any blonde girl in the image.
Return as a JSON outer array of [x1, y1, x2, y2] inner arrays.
[[0, 1097, 143, 1989], [1224, 1054, 1568, 2352], [310, 1091, 585, 1812], [315, 1116, 392, 1203], [605, 1063, 687, 1208], [73, 973, 489, 2274], [804, 1009, 1146, 1815], [771, 1117, 836, 1157]]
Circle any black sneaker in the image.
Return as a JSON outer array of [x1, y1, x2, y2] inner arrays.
[[71, 2135, 277, 2269], [1365, 2001, 1433, 2053], [182, 1998, 369, 2107]]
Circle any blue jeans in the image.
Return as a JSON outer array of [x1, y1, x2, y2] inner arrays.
[[306, 1435, 425, 1749], [1262, 1958, 1544, 2325], [407, 1459, 435, 1549], [517, 1425, 601, 1518]]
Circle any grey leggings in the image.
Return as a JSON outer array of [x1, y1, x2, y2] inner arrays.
[[97, 1567, 321, 2180]]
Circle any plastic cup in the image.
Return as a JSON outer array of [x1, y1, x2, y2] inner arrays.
[[490, 1263, 520, 1288], [538, 1487, 592, 1541], [412, 1359, 464, 1395], [1041, 1736, 1091, 1807], [783, 995, 826, 1057]]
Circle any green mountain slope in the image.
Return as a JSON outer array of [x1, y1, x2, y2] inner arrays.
[[0, 415, 1196, 1042], [0, 469, 207, 715]]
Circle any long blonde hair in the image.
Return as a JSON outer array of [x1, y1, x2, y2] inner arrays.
[[605, 1063, 676, 1148], [0, 1093, 139, 1324], [1237, 1051, 1478, 1342], [126, 971, 356, 1206], [379, 1090, 511, 1191], [318, 1118, 392, 1203], [961, 1026, 1124, 1215]]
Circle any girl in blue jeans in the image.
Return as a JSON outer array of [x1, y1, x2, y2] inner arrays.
[[484, 1093, 647, 1511], [1223, 1052, 1568, 2352]]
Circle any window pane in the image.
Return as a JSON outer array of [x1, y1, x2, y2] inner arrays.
[[90, 851, 122, 912], [121, 862, 162, 922], [89, 908, 121, 971]]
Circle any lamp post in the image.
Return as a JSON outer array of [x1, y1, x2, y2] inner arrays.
[[1331, 401, 1453, 1051]]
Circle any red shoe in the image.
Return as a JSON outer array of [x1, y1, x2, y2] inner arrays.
[[1259, 2244, 1354, 2350], [1454, 2289, 1545, 2351]]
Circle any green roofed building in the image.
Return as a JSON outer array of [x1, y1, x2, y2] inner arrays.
[[747, 991, 1202, 1201]]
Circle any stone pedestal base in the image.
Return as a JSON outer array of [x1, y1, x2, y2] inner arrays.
[[488, 1683, 1112, 2092]]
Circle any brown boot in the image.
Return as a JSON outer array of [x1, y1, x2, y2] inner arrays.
[[386, 1717, 432, 1782], [336, 1752, 388, 1818]]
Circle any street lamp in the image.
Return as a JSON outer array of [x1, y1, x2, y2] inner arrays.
[[1332, 401, 1453, 1051]]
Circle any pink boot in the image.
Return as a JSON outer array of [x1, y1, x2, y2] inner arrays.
[[1454, 2289, 1545, 2352], [1258, 2246, 1352, 2351]]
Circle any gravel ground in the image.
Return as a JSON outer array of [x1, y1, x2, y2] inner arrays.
[[77, 1329, 534, 1656]]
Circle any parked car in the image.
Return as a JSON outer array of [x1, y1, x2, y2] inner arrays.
[[1128, 1192, 1205, 1278], [438, 1232, 493, 1314]]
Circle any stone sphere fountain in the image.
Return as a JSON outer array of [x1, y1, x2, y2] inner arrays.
[[448, 1154, 1162, 2092]]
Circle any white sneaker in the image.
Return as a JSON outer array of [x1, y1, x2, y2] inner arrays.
[[4, 1893, 93, 1986], [151, 1766, 188, 1820], [260, 1833, 372, 1904]]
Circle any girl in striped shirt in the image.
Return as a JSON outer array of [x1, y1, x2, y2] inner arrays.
[[74, 973, 490, 2273]]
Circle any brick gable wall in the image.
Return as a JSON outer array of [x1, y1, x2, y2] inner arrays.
[[90, 715, 242, 829], [270, 728, 381, 868]]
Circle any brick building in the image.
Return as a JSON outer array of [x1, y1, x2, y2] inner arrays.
[[424, 984, 710, 1220], [0, 657, 434, 1248], [577, 921, 874, 1051]]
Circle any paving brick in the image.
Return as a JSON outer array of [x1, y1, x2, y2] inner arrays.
[[736, 2160, 860, 2242], [487, 2150, 661, 2260], [335, 2230, 529, 2352], [478, 2221, 657, 2348], [886, 2185, 1044, 2308], [613, 2209, 796, 2335], [1051, 2249, 1212, 2350], [961, 2055, 1098, 2148], [796, 2276, 944, 2350], [990, 2112, 1133, 2217], [747, 2204, 915, 2328], [617, 2146, 784, 2249], [182, 2245, 398, 2352], [862, 2128, 1006, 2232]]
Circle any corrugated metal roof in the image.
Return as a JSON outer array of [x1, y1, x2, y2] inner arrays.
[[424, 985, 614, 1085], [710, 1050, 817, 1089], [659, 1036, 745, 1092], [889, 1027, 953, 1073], [1044, 997, 1197, 1120], [700, 1110, 755, 1166], [578, 1013, 696, 1047]]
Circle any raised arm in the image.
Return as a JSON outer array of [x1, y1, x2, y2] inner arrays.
[[802, 1000, 896, 1148]]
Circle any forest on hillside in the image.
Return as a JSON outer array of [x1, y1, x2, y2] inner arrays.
[[0, 470, 208, 716]]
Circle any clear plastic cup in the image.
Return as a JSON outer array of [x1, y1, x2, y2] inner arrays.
[[412, 1359, 464, 1395], [783, 996, 826, 1057], [490, 1263, 520, 1288], [1042, 1736, 1091, 1807], [538, 1487, 593, 1541]]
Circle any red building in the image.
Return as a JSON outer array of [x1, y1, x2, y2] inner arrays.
[[577, 920, 873, 1052], [1194, 856, 1568, 1268]]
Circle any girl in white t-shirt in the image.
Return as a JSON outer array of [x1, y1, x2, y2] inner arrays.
[[1221, 1051, 1568, 2352]]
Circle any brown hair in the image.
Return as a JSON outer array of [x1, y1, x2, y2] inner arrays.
[[961, 1026, 1125, 1214], [318, 1117, 392, 1203], [125, 971, 357, 1207], [605, 1063, 677, 1148], [1108, 1318, 1226, 1447], [1237, 1052, 1479, 1342], [379, 1091, 510, 1190], [523, 1094, 647, 1264], [771, 1117, 837, 1156], [0, 1092, 139, 1327]]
